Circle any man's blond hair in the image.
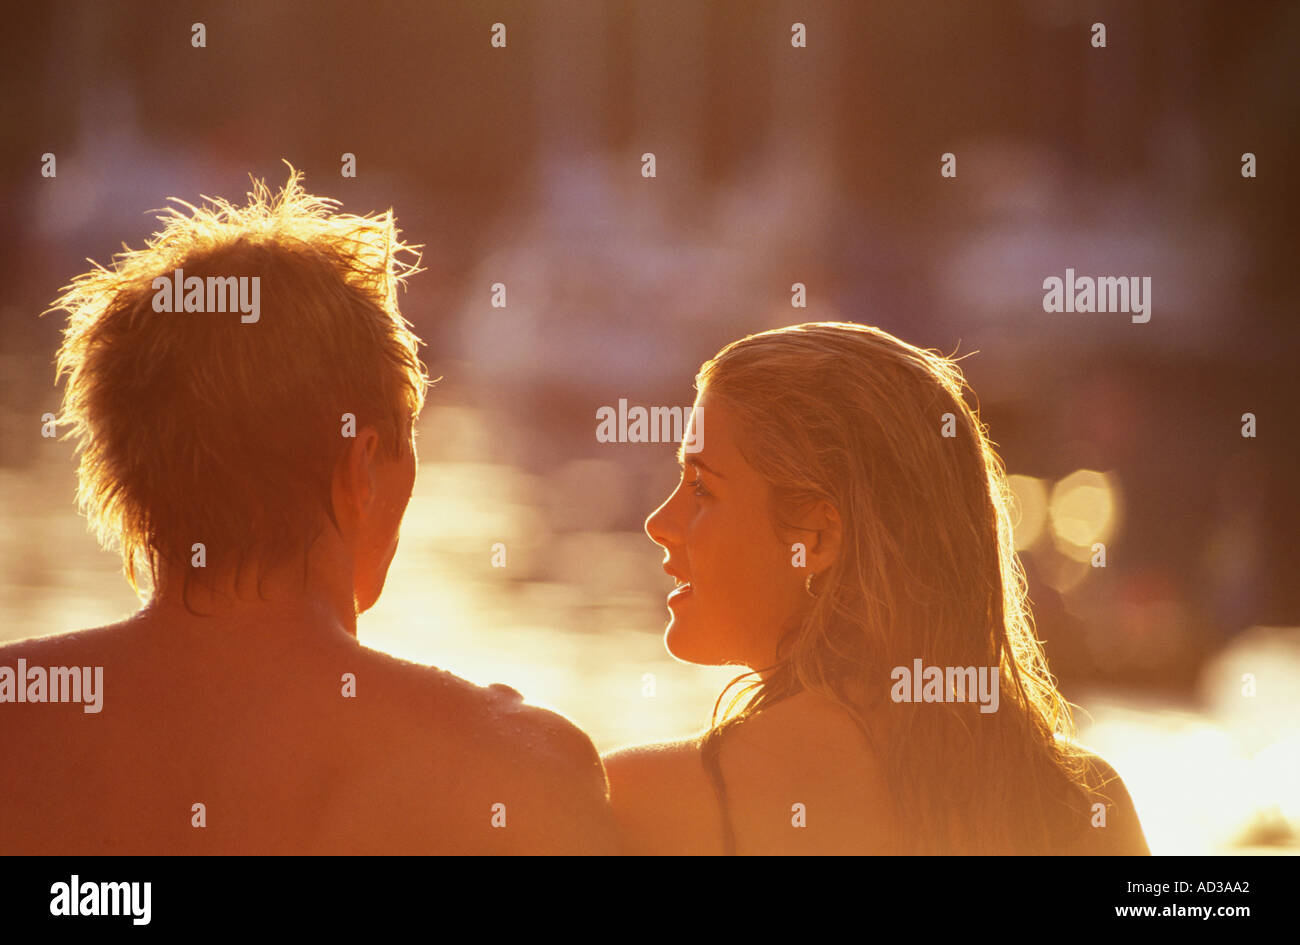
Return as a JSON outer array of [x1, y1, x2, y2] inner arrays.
[[49, 167, 429, 596]]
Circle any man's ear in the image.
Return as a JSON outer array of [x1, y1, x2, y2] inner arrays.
[[331, 427, 382, 527]]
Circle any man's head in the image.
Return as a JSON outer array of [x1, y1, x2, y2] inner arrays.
[[50, 168, 429, 615]]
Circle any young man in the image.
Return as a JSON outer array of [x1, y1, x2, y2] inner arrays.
[[0, 172, 615, 854]]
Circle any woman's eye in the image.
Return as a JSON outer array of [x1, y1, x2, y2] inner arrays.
[[683, 475, 710, 498]]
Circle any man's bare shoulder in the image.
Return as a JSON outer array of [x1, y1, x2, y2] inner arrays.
[[0, 625, 134, 724], [603, 736, 721, 854], [0, 623, 128, 659], [345, 645, 616, 854], [355, 645, 599, 766]]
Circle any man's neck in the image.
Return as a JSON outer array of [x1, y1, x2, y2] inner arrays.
[[142, 564, 358, 640]]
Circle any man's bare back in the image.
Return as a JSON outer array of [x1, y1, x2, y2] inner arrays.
[[0, 607, 616, 855]]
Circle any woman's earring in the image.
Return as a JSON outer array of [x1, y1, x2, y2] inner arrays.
[[805, 572, 817, 598]]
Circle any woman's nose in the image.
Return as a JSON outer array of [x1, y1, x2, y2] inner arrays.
[[644, 487, 680, 549]]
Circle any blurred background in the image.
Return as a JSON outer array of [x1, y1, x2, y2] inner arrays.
[[1, 0, 1297, 854]]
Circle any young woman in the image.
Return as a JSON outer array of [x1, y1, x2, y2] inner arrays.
[[603, 322, 1149, 855]]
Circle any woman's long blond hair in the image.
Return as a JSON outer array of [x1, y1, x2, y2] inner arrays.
[[697, 322, 1091, 854]]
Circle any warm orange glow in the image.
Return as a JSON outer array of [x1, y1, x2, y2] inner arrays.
[[1049, 469, 1122, 562]]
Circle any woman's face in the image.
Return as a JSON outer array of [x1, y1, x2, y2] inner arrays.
[[644, 392, 809, 669]]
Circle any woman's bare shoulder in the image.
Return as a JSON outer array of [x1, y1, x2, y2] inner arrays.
[[1057, 745, 1151, 855], [602, 737, 724, 855]]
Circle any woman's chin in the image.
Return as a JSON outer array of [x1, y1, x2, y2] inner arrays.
[[664, 618, 731, 666]]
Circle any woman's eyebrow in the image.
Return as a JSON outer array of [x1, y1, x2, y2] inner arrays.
[[677, 453, 727, 480]]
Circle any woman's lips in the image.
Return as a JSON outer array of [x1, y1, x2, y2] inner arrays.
[[662, 561, 692, 605]]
